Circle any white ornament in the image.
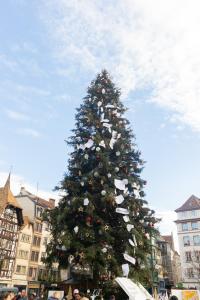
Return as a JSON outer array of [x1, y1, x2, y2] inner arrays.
[[80, 182, 84, 186], [85, 139, 94, 149], [101, 190, 106, 196], [115, 195, 124, 204], [115, 207, 129, 215], [84, 198, 89, 206], [84, 154, 89, 160], [74, 226, 79, 233], [107, 173, 112, 178], [94, 172, 99, 177], [114, 179, 127, 190], [102, 247, 107, 253], [123, 253, 136, 265], [115, 167, 119, 172], [98, 101, 102, 107], [122, 263, 129, 277], [102, 88, 105, 94], [99, 140, 106, 148], [127, 224, 134, 232], [96, 147, 101, 152], [123, 216, 130, 222], [116, 151, 120, 156], [129, 239, 136, 247]]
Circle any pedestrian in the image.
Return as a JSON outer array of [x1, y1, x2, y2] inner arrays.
[[71, 289, 81, 300], [20, 291, 27, 300]]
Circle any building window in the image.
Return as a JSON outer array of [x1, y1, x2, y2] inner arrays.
[[18, 250, 29, 259], [193, 235, 200, 246], [191, 222, 199, 230], [45, 222, 51, 231], [21, 234, 31, 243], [36, 206, 43, 218], [183, 236, 190, 246], [41, 252, 46, 262], [29, 267, 37, 280], [31, 251, 39, 262], [191, 210, 197, 217], [187, 268, 194, 278], [195, 251, 200, 262], [34, 222, 42, 233], [182, 223, 188, 231], [2, 259, 9, 270], [43, 237, 48, 246], [182, 211, 187, 218], [185, 251, 192, 262], [16, 265, 26, 275], [33, 236, 41, 247]]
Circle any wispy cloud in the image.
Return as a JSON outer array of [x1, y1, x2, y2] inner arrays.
[[41, 0, 200, 132], [17, 128, 41, 138], [5, 109, 30, 121]]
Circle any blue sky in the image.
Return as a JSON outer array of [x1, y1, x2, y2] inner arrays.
[[1, 0, 200, 236]]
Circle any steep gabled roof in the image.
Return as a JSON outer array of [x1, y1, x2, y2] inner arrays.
[[0, 174, 23, 226], [175, 195, 200, 212], [16, 187, 55, 209]]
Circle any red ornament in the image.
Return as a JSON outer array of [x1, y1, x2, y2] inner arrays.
[[86, 216, 92, 224]]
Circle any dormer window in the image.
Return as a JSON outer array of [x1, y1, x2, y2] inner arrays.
[[36, 206, 43, 218]]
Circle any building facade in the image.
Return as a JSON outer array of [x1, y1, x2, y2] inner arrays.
[[0, 176, 57, 294], [0, 175, 23, 287], [175, 195, 200, 288]]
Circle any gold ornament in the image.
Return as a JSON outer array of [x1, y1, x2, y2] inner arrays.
[[104, 225, 109, 231], [79, 252, 85, 259], [139, 241, 143, 246], [86, 232, 89, 237], [78, 206, 84, 212], [107, 255, 112, 259]]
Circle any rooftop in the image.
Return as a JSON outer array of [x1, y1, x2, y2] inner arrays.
[[16, 187, 55, 209], [175, 195, 200, 212]]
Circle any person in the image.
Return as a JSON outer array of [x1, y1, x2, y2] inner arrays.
[[169, 296, 178, 300], [20, 291, 27, 300], [72, 289, 81, 300], [81, 297, 89, 300]]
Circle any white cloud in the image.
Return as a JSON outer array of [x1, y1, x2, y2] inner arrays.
[[17, 128, 41, 138], [42, 0, 200, 131], [156, 210, 179, 252], [0, 171, 59, 202], [5, 109, 30, 121]]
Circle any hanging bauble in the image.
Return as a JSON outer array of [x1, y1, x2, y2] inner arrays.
[[115, 167, 119, 172], [84, 154, 89, 160], [102, 88, 105, 94], [88, 97, 91, 101], [100, 180, 104, 185], [98, 101, 102, 107], [78, 170, 82, 176], [85, 232, 90, 237], [107, 255, 112, 259], [94, 172, 99, 177], [86, 216, 92, 225], [107, 173, 112, 178], [116, 151, 121, 156], [102, 247, 107, 253], [80, 182, 84, 186], [78, 207, 84, 212], [96, 147, 101, 152], [101, 190, 106, 196], [74, 226, 79, 234], [83, 198, 89, 206]]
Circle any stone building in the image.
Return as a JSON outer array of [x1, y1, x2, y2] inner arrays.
[[0, 175, 23, 287], [175, 195, 200, 289]]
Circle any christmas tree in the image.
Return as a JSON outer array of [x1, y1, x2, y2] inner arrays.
[[45, 70, 158, 289]]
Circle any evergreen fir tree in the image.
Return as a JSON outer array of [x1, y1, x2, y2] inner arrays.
[[45, 70, 158, 289]]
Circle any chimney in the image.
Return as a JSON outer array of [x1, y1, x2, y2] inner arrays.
[[49, 198, 55, 208]]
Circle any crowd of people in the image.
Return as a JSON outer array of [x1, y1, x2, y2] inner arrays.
[[0, 290, 37, 300]]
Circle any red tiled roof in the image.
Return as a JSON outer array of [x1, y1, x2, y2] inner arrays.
[[175, 195, 200, 212]]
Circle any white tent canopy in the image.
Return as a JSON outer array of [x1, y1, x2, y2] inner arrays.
[[115, 277, 154, 300]]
